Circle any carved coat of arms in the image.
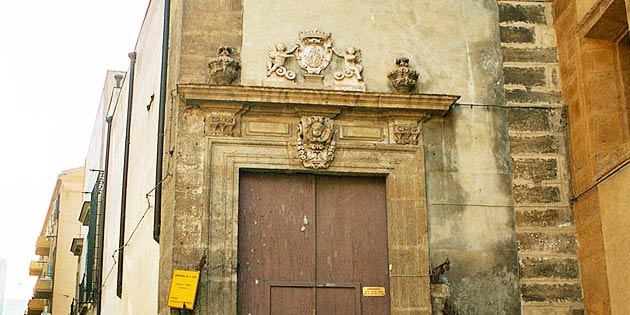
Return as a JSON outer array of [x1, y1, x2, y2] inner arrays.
[[266, 30, 365, 91], [294, 30, 334, 75], [296, 116, 336, 169]]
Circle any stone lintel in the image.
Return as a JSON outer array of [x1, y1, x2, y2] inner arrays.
[[177, 84, 459, 116], [576, 0, 628, 40]]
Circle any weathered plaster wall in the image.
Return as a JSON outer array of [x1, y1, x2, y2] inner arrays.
[[421, 4, 522, 314], [98, 1, 163, 314], [241, 0, 502, 102], [424, 107, 520, 315]]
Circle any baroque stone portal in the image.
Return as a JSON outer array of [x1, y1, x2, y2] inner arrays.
[[174, 84, 459, 315]]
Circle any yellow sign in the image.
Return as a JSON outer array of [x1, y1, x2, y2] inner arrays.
[[167, 269, 200, 309], [362, 286, 386, 297]]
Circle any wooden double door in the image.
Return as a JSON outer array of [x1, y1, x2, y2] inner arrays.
[[238, 172, 390, 315]]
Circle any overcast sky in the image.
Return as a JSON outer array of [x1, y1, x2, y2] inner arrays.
[[0, 0, 150, 309]]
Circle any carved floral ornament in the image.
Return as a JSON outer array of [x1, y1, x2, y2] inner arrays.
[[267, 30, 365, 90], [394, 122, 422, 145], [296, 116, 336, 169]]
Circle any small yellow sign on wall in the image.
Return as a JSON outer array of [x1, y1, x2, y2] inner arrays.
[[167, 269, 200, 310], [362, 286, 386, 297]]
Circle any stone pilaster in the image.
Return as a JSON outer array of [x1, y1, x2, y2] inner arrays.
[[498, 1, 585, 314]]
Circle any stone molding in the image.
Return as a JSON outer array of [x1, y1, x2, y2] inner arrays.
[[575, 0, 625, 39], [178, 84, 459, 114], [203, 139, 432, 315]]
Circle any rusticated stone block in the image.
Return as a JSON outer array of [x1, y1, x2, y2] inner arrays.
[[513, 158, 558, 182], [506, 89, 563, 104], [500, 26, 536, 43], [520, 257, 580, 279], [509, 135, 559, 154], [513, 184, 561, 203], [502, 47, 558, 63], [508, 108, 551, 132], [499, 3, 547, 24], [521, 283, 583, 302], [517, 232, 577, 254], [515, 208, 573, 227], [504, 67, 546, 87]]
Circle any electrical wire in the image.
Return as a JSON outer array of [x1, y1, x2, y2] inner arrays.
[[95, 172, 171, 294], [453, 102, 564, 110]]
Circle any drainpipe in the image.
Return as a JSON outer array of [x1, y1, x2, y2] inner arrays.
[[117, 52, 137, 298], [96, 110, 115, 315], [154, 0, 171, 243]]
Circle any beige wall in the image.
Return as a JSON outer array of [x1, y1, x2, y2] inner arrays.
[[598, 165, 630, 315], [51, 168, 84, 315], [98, 1, 163, 314], [241, 0, 501, 104]]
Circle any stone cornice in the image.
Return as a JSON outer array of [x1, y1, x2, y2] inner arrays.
[[576, 0, 627, 40], [177, 84, 459, 116]]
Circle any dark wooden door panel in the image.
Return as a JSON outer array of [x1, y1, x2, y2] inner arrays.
[[238, 172, 390, 315], [316, 287, 359, 315], [316, 176, 390, 315], [270, 286, 314, 315], [238, 172, 316, 315]]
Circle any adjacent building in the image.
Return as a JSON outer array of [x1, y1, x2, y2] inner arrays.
[[27, 168, 84, 315], [32, 0, 630, 315], [554, 1, 630, 314]]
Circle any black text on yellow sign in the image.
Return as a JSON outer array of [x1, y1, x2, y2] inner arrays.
[[362, 286, 386, 297], [167, 270, 200, 310]]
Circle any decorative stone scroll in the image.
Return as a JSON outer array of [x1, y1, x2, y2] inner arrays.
[[266, 30, 365, 91], [208, 46, 241, 85], [393, 122, 421, 145], [296, 116, 336, 169], [207, 113, 237, 136], [388, 57, 419, 93]]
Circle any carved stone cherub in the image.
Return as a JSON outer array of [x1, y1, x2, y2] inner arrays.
[[297, 116, 336, 169], [267, 43, 297, 79], [333, 46, 363, 81]]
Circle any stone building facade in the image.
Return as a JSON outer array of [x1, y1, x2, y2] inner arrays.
[[553, 0, 630, 314], [62, 0, 629, 314]]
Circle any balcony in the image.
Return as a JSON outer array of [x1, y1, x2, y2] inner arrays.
[[70, 237, 84, 256], [34, 277, 52, 297], [35, 236, 50, 256], [28, 260, 47, 276], [78, 200, 90, 226], [27, 298, 48, 314]]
